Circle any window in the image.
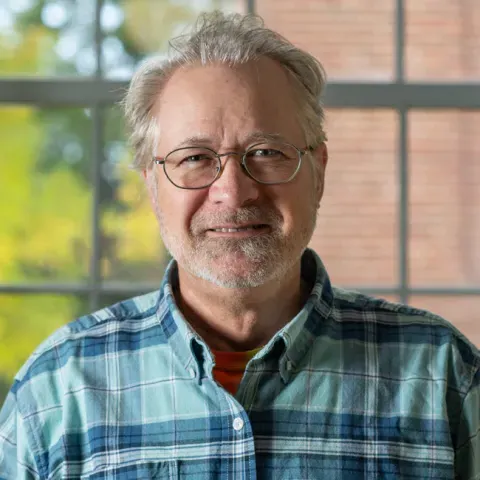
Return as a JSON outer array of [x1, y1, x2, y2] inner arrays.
[[1, 0, 479, 403]]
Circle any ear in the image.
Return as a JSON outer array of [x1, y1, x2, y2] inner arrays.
[[312, 142, 328, 204]]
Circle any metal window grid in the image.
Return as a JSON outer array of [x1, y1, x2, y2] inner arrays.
[[1, 0, 479, 311]]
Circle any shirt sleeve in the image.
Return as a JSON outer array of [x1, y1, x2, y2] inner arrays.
[[0, 389, 41, 480], [455, 367, 480, 480]]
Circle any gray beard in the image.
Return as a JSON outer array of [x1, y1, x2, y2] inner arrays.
[[188, 230, 288, 288], [157, 205, 317, 288]]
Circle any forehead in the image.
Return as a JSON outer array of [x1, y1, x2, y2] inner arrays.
[[153, 57, 304, 150]]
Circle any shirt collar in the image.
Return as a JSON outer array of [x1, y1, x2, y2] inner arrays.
[[156, 262, 213, 381], [155, 248, 334, 383], [259, 248, 334, 383]]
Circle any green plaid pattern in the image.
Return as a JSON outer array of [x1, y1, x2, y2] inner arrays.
[[0, 249, 478, 479]]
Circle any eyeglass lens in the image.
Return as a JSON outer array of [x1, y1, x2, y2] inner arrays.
[[163, 142, 301, 188]]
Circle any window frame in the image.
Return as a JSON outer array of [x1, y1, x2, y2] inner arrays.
[[1, 0, 479, 310]]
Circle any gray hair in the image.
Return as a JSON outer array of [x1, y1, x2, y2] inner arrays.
[[122, 11, 327, 171]]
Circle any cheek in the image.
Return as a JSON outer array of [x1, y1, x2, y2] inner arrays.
[[274, 178, 316, 226], [157, 188, 205, 232], [268, 190, 301, 231]]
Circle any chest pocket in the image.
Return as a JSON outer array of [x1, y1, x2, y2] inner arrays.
[[84, 461, 178, 479]]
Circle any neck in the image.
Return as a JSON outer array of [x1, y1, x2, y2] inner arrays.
[[174, 260, 309, 351]]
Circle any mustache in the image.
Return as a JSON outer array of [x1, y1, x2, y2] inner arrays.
[[191, 206, 282, 234]]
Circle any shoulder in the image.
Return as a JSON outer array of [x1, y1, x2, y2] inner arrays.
[[11, 291, 161, 396], [325, 287, 479, 388], [332, 287, 476, 345]]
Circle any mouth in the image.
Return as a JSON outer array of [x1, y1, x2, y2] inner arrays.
[[206, 224, 270, 236]]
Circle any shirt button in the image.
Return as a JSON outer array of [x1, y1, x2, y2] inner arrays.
[[188, 367, 196, 379], [233, 417, 244, 431], [286, 360, 293, 371]]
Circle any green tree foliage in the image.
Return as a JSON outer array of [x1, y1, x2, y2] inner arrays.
[[0, 0, 202, 404], [0, 106, 91, 283]]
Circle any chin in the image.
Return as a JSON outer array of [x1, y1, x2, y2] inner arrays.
[[197, 270, 272, 289], [174, 234, 306, 287], [191, 257, 283, 289]]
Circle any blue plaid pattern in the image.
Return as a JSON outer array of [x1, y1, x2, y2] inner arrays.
[[0, 249, 478, 479]]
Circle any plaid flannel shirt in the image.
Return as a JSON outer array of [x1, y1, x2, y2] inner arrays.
[[0, 249, 479, 479]]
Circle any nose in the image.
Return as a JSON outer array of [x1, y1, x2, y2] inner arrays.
[[207, 152, 261, 207]]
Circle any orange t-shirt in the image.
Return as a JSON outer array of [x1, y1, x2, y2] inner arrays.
[[212, 348, 261, 395]]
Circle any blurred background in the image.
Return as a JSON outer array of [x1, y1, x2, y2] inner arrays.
[[0, 0, 479, 403]]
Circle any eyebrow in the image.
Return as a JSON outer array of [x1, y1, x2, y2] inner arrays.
[[174, 132, 289, 149], [246, 132, 288, 144], [175, 136, 214, 148]]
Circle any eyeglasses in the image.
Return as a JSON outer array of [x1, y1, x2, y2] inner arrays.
[[153, 141, 313, 190]]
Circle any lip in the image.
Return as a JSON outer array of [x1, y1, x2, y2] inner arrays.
[[207, 223, 267, 230], [206, 223, 270, 237]]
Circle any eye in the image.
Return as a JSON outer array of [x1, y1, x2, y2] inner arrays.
[[248, 148, 284, 158], [180, 153, 210, 164], [175, 152, 217, 169]]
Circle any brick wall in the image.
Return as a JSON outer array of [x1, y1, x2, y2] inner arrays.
[[255, 0, 480, 345]]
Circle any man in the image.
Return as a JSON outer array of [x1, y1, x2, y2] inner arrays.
[[0, 11, 478, 480]]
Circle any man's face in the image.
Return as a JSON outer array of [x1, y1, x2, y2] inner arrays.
[[147, 58, 327, 288]]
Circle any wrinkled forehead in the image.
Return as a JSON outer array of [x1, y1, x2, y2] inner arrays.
[[152, 58, 305, 151]]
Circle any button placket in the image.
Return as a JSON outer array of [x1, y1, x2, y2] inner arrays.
[[233, 416, 244, 432]]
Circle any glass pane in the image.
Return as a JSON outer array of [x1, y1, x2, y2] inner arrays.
[[258, 0, 395, 80], [310, 109, 398, 287], [100, 106, 170, 283], [0, 0, 97, 76], [103, 0, 245, 79], [409, 111, 480, 287], [0, 106, 92, 283], [408, 295, 480, 348], [406, 0, 480, 80], [0, 294, 88, 405]]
